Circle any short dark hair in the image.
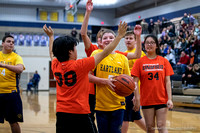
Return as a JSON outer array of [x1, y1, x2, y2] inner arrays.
[[53, 35, 78, 62], [125, 31, 136, 39], [144, 34, 161, 55], [2, 34, 14, 42]]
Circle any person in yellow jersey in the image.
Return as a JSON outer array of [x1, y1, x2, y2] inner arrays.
[[89, 25, 142, 133], [121, 31, 146, 133], [0, 34, 25, 133]]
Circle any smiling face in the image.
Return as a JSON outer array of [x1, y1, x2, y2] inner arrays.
[[125, 34, 136, 50], [144, 37, 157, 54], [2, 37, 14, 54], [101, 32, 115, 49]]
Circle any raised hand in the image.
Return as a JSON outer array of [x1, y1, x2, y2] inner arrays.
[[118, 21, 127, 38], [134, 25, 142, 36], [86, 0, 93, 12], [43, 24, 54, 37]]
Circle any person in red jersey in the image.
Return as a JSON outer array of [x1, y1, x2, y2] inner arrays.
[[43, 19, 127, 133], [131, 34, 174, 133]]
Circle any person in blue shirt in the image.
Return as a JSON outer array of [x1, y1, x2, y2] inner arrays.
[[33, 71, 40, 93]]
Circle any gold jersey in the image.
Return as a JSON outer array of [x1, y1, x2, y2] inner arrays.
[[91, 49, 130, 111], [0, 51, 25, 93]]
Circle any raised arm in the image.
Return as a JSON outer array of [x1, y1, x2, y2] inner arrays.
[[127, 25, 142, 60], [93, 21, 127, 66], [43, 24, 55, 61], [80, 0, 93, 50]]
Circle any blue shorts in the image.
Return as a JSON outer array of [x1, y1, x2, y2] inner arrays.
[[0, 92, 23, 123], [124, 93, 142, 122]]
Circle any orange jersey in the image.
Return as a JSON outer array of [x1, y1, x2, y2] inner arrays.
[[131, 56, 174, 106], [52, 57, 95, 114]]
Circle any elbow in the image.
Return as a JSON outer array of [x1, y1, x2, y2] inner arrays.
[[17, 68, 23, 74]]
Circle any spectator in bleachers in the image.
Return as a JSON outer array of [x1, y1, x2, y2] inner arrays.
[[180, 39, 187, 52], [176, 51, 190, 74], [161, 17, 168, 29], [167, 37, 174, 48], [166, 49, 176, 68], [163, 43, 168, 56], [181, 13, 189, 25], [161, 28, 167, 37], [193, 35, 200, 55], [148, 19, 154, 34], [188, 13, 195, 25], [179, 31, 185, 39], [181, 20, 187, 29], [189, 51, 197, 65], [174, 38, 182, 55], [168, 25, 176, 37], [160, 44, 165, 57], [154, 19, 162, 35], [182, 64, 200, 88], [141, 19, 148, 34], [182, 64, 194, 88]]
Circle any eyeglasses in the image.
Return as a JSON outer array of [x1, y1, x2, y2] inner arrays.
[[145, 41, 156, 45]]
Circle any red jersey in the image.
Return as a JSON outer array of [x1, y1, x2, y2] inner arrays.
[[131, 56, 174, 106], [52, 57, 95, 114]]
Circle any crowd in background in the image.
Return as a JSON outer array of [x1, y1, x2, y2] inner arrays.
[[139, 13, 200, 88]]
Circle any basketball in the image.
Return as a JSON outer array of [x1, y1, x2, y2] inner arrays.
[[112, 74, 135, 97]]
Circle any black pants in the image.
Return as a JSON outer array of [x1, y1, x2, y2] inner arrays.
[[56, 112, 95, 133], [89, 94, 98, 133]]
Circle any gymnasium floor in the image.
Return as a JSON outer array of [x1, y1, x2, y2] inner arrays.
[[0, 92, 200, 133]]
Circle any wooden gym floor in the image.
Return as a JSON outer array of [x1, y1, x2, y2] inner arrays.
[[0, 92, 200, 133]]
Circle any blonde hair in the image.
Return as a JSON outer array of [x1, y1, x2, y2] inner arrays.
[[101, 29, 116, 40]]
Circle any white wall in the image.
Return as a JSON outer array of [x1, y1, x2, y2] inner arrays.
[[0, 5, 115, 26], [114, 0, 200, 25]]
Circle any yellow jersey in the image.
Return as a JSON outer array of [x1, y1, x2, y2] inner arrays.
[[0, 51, 25, 93], [125, 48, 146, 92], [91, 49, 130, 111]]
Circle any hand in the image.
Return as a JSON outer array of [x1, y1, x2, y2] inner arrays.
[[134, 25, 142, 36], [187, 74, 192, 78], [43, 24, 54, 37], [133, 98, 140, 112], [118, 21, 127, 38], [86, 0, 93, 12], [167, 100, 173, 109]]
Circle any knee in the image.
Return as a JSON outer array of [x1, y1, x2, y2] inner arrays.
[[146, 124, 155, 132], [157, 122, 165, 131]]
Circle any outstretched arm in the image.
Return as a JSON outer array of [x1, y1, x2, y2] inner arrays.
[[81, 0, 93, 50], [127, 25, 142, 60], [43, 24, 55, 61], [93, 21, 127, 66]]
